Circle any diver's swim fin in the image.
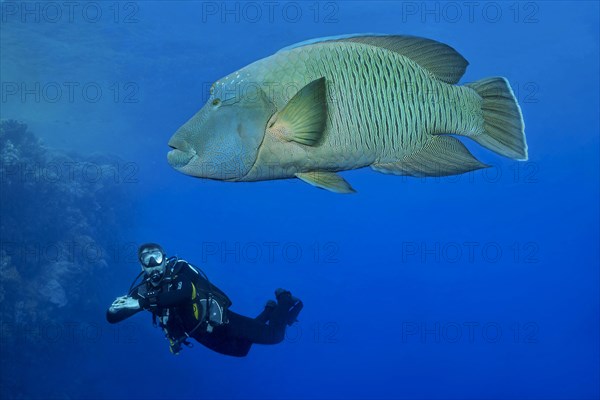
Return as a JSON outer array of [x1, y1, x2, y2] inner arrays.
[[286, 299, 303, 326], [275, 288, 304, 326]]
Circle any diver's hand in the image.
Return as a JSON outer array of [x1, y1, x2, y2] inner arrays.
[[110, 295, 140, 312]]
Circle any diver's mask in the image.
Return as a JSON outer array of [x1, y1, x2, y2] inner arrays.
[[140, 248, 166, 285]]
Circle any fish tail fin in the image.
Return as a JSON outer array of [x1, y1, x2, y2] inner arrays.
[[466, 77, 528, 160]]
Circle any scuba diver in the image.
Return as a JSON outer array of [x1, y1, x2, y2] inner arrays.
[[106, 243, 303, 357]]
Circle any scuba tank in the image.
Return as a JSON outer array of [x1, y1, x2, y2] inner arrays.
[[128, 256, 232, 354], [188, 262, 231, 330]]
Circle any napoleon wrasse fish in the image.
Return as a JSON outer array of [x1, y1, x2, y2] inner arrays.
[[167, 34, 527, 193]]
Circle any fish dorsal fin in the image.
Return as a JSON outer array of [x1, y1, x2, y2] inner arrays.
[[280, 34, 468, 84]]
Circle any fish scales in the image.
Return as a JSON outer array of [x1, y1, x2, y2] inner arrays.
[[252, 42, 479, 171]]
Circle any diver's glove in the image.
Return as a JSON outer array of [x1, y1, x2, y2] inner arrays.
[[109, 295, 141, 312]]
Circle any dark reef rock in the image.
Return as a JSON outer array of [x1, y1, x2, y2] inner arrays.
[[1, 120, 137, 399]]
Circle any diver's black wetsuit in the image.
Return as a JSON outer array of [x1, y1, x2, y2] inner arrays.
[[106, 261, 300, 357]]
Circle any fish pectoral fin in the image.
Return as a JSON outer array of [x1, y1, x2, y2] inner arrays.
[[295, 171, 356, 194], [371, 136, 489, 177], [267, 77, 327, 146]]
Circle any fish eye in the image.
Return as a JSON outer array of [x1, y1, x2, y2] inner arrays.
[[212, 98, 221, 106]]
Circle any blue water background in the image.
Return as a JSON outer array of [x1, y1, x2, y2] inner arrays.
[[1, 1, 598, 399]]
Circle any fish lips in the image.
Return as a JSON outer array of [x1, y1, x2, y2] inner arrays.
[[167, 148, 195, 169], [167, 137, 196, 169]]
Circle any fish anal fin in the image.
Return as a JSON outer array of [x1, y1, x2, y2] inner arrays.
[[371, 136, 489, 177], [295, 171, 356, 194], [267, 78, 327, 146]]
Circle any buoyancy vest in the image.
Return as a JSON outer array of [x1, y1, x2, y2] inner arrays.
[[143, 258, 232, 354]]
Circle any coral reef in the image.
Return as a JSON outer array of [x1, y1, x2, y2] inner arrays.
[[0, 120, 136, 399]]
